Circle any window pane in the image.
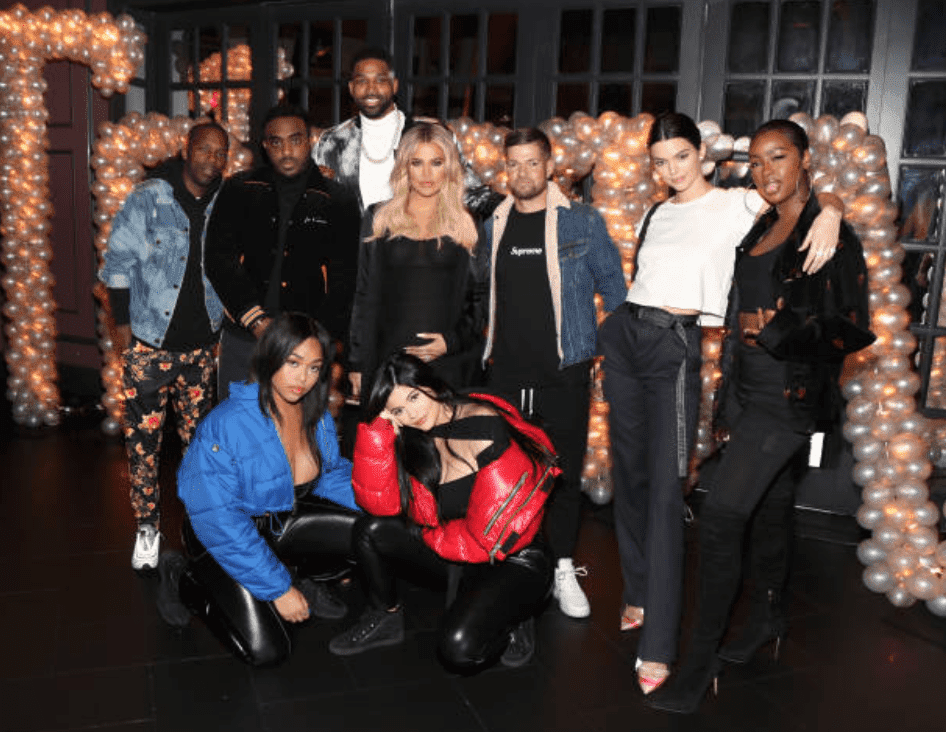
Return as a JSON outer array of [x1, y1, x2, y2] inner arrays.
[[926, 336, 946, 410], [450, 14, 479, 75], [485, 84, 515, 126], [904, 80, 946, 157], [822, 81, 867, 119], [559, 9, 593, 73], [341, 19, 368, 72], [308, 86, 334, 128], [310, 20, 334, 78], [900, 167, 945, 244], [126, 86, 145, 114], [724, 81, 765, 139], [449, 82, 480, 119], [777, 1, 821, 72], [644, 6, 681, 73], [771, 79, 814, 118], [641, 82, 676, 115], [170, 29, 192, 84], [199, 26, 222, 81], [826, 0, 874, 72], [556, 83, 589, 118], [602, 8, 635, 73], [412, 84, 440, 117], [599, 82, 634, 116], [414, 16, 442, 76], [487, 14, 518, 74], [171, 90, 189, 118], [729, 2, 770, 73], [279, 24, 302, 78], [913, 0, 946, 71]]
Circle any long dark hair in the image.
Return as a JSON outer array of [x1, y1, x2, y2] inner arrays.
[[250, 312, 334, 468], [366, 353, 556, 518], [647, 111, 701, 151]]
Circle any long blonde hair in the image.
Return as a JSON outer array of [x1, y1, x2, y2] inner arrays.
[[368, 122, 478, 252]]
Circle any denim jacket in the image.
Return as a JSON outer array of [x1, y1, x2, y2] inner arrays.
[[483, 183, 627, 368], [100, 176, 224, 348]]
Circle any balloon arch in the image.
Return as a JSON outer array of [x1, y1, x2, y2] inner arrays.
[[1, 5, 945, 614]]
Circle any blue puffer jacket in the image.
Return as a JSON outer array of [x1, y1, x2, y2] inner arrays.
[[177, 381, 359, 601]]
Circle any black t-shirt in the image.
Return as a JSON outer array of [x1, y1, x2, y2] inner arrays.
[[491, 208, 560, 384], [736, 242, 783, 312]]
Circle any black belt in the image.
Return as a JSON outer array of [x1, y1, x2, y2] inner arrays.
[[621, 301, 699, 478]]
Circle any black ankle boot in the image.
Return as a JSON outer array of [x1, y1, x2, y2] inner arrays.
[[647, 505, 748, 714], [718, 589, 786, 664]]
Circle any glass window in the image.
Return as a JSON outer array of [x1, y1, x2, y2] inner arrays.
[[925, 336, 946, 410], [904, 80, 946, 157], [777, 1, 821, 73], [602, 9, 635, 73], [900, 167, 945, 244], [644, 6, 682, 73], [559, 9, 593, 74], [556, 82, 589, 118], [449, 82, 480, 119], [641, 82, 676, 115], [450, 14, 479, 75], [170, 29, 191, 84], [279, 24, 302, 75], [826, 0, 874, 73], [414, 16, 443, 76], [341, 18, 368, 70], [599, 82, 634, 116], [199, 26, 222, 81], [126, 86, 146, 115], [487, 14, 517, 74], [728, 2, 770, 73], [412, 84, 439, 117], [485, 85, 515, 126], [724, 81, 765, 139], [771, 79, 814, 118], [912, 0, 946, 72], [310, 20, 334, 77], [308, 86, 334, 128], [822, 80, 868, 119]]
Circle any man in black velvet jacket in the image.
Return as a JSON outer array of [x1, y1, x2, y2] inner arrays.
[[206, 104, 360, 399]]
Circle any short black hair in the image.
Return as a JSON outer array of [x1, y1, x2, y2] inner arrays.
[[260, 104, 309, 136], [753, 119, 809, 156], [187, 121, 228, 150], [504, 127, 552, 159], [350, 46, 394, 76]]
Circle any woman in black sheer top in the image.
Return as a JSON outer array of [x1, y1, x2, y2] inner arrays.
[[347, 122, 488, 401], [328, 354, 556, 670]]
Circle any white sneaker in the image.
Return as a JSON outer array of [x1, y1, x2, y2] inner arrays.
[[132, 524, 160, 570], [553, 558, 591, 618]]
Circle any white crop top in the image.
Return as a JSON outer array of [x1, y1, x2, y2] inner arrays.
[[627, 187, 764, 327]]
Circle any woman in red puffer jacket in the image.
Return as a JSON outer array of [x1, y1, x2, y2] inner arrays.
[[328, 353, 558, 670]]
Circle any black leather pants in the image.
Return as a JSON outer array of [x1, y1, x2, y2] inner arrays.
[[180, 495, 359, 667], [353, 514, 553, 670]]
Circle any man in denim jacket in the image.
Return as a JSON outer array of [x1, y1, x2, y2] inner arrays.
[[100, 122, 229, 571], [482, 127, 626, 618]]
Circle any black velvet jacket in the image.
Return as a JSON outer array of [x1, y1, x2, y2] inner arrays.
[[719, 195, 875, 429], [204, 162, 360, 343]]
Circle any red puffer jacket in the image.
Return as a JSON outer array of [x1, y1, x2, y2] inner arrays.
[[352, 393, 560, 563]]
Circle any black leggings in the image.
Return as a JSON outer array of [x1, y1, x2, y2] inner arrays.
[[180, 495, 359, 666], [354, 514, 553, 670]]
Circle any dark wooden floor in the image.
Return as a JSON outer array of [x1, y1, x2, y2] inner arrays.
[[1, 402, 944, 732]]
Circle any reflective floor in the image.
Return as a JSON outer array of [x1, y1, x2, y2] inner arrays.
[[1, 406, 944, 732]]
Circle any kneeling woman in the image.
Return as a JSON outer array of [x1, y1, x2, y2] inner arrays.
[[329, 354, 556, 669], [647, 120, 874, 713], [176, 313, 361, 666]]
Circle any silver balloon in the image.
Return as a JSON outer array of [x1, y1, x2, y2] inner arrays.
[[906, 525, 937, 555], [912, 501, 939, 526], [856, 538, 888, 566], [855, 504, 884, 529], [100, 417, 122, 436], [853, 436, 884, 462], [874, 524, 904, 549], [925, 596, 946, 617], [886, 585, 917, 608], [842, 420, 870, 442], [886, 545, 919, 573], [863, 564, 895, 593], [905, 569, 941, 600]]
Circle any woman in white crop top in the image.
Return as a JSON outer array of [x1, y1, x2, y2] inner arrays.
[[598, 112, 842, 695]]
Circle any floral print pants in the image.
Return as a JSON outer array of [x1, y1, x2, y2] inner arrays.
[[122, 340, 216, 526]]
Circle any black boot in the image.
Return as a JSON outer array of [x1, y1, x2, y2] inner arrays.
[[719, 469, 793, 664], [647, 506, 747, 714], [718, 588, 785, 663]]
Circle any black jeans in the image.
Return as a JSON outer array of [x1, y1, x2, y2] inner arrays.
[[488, 361, 591, 560], [353, 514, 553, 670], [598, 304, 701, 664], [180, 495, 359, 666], [217, 325, 255, 401]]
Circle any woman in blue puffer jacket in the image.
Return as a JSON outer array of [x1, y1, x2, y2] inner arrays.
[[174, 312, 361, 666]]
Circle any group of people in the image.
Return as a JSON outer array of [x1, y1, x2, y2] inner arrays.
[[99, 44, 874, 706]]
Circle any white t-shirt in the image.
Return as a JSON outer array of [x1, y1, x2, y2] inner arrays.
[[359, 109, 404, 209], [627, 187, 765, 326]]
